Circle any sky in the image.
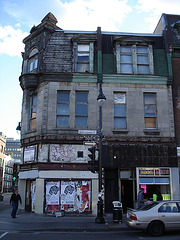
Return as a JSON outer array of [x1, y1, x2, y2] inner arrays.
[[1, 0, 180, 140]]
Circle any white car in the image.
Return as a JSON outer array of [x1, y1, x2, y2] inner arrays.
[[126, 201, 180, 236]]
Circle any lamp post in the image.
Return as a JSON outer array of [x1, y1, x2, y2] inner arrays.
[[95, 82, 106, 224]]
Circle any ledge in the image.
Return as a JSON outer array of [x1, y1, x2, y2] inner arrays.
[[143, 129, 160, 135], [112, 129, 129, 134]]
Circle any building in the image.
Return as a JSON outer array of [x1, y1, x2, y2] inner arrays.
[[154, 14, 180, 187], [5, 138, 22, 164], [0, 133, 6, 192], [5, 138, 22, 190], [18, 13, 179, 215], [3, 155, 14, 192]]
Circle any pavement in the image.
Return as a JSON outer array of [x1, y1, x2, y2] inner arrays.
[[0, 197, 130, 233]]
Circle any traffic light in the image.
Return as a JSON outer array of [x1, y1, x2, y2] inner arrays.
[[88, 146, 99, 173], [12, 164, 17, 182]]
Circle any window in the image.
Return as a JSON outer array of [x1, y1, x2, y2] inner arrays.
[[29, 48, 38, 72], [75, 92, 88, 127], [159, 203, 179, 213], [29, 95, 37, 130], [77, 45, 89, 72], [73, 43, 94, 73], [137, 47, 149, 74], [116, 44, 153, 74], [77, 151, 83, 158], [144, 93, 157, 129], [114, 93, 126, 129], [57, 91, 70, 127], [119, 46, 133, 74]]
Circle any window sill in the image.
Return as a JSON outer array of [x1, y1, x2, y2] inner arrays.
[[112, 129, 129, 134], [143, 129, 160, 135], [25, 129, 37, 135]]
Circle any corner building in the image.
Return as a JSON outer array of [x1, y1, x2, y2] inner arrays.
[[18, 13, 179, 215]]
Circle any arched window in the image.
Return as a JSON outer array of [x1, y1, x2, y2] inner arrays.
[[29, 48, 38, 72]]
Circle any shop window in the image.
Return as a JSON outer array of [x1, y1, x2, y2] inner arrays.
[[116, 44, 154, 74], [57, 91, 70, 127], [29, 48, 38, 73], [144, 93, 157, 129], [154, 178, 169, 184], [73, 43, 94, 73], [75, 92, 88, 128], [114, 93, 126, 129], [29, 95, 37, 130]]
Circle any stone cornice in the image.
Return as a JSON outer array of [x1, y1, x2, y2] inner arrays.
[[21, 134, 176, 146]]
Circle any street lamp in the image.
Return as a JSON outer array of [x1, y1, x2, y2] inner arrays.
[[95, 82, 106, 224]]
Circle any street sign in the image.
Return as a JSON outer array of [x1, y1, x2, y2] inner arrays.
[[78, 130, 97, 135]]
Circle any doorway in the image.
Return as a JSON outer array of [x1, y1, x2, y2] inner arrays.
[[121, 180, 133, 213], [25, 180, 31, 212], [105, 169, 119, 212]]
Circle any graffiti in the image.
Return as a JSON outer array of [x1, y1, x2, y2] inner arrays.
[[50, 145, 75, 162]]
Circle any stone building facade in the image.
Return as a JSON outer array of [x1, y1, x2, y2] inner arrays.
[[18, 13, 179, 215], [154, 14, 180, 202]]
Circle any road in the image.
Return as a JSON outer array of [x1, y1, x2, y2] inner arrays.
[[1, 230, 180, 240], [1, 193, 180, 239]]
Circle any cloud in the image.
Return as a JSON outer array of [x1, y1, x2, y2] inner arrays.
[[3, 0, 132, 31], [0, 25, 28, 57], [136, 0, 180, 31], [55, 0, 132, 31]]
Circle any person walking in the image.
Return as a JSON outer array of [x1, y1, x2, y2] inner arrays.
[[10, 189, 22, 218], [137, 188, 145, 209]]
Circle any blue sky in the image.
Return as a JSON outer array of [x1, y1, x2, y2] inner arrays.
[[1, 0, 180, 139]]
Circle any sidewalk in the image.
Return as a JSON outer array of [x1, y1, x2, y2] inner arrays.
[[0, 207, 130, 232]]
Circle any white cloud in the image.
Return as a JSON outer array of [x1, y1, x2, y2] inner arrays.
[[0, 25, 28, 57], [55, 0, 132, 31], [3, 0, 132, 31], [136, 0, 180, 31]]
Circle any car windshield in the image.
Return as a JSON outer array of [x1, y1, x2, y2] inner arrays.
[[138, 202, 159, 211]]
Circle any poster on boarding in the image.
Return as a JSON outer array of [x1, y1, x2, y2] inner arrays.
[[61, 181, 75, 205]]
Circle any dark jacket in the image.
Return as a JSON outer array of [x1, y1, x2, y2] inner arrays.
[[10, 193, 22, 205]]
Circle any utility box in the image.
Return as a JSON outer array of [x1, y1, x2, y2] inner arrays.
[[112, 201, 122, 223]]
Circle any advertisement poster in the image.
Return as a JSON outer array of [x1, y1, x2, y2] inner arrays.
[[24, 146, 35, 162], [74, 181, 90, 212], [61, 181, 75, 205], [31, 181, 36, 212], [45, 180, 91, 213], [46, 181, 60, 211]]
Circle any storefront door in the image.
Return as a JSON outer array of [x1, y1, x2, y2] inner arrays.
[[121, 180, 133, 213]]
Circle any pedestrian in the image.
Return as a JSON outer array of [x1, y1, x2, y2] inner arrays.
[[10, 188, 22, 218], [137, 188, 145, 209]]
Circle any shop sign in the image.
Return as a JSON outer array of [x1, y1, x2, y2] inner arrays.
[[139, 168, 170, 176], [155, 168, 170, 175], [139, 169, 154, 175]]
